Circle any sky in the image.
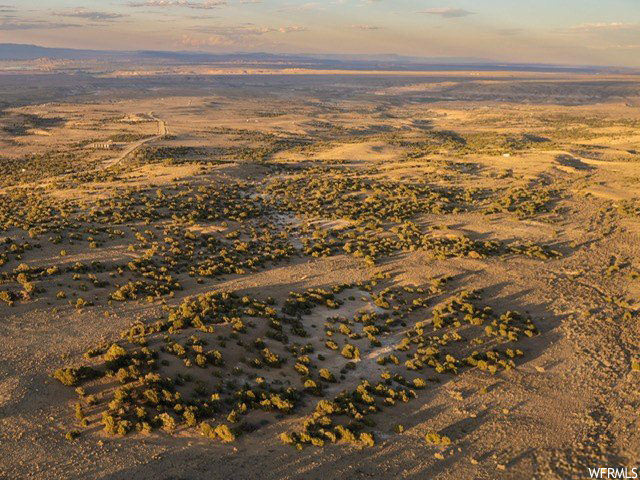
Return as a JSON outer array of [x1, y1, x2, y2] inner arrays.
[[1, 0, 639, 66]]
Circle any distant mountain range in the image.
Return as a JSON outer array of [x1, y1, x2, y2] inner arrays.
[[0, 43, 633, 74]]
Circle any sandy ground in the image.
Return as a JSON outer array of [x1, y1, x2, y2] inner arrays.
[[1, 72, 640, 480]]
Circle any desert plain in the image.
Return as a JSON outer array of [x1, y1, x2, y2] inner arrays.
[[0, 70, 639, 479]]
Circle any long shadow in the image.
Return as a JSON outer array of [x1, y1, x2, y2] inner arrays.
[[555, 154, 595, 171]]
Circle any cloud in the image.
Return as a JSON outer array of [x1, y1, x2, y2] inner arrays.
[[352, 25, 382, 30], [589, 43, 640, 50], [181, 14, 221, 19], [420, 7, 474, 18], [127, 0, 227, 9], [278, 25, 307, 33], [0, 18, 80, 30], [277, 3, 324, 12], [181, 23, 307, 48], [497, 28, 522, 36], [54, 8, 128, 22], [191, 24, 307, 36], [611, 44, 640, 49], [567, 22, 636, 32], [180, 33, 233, 46]]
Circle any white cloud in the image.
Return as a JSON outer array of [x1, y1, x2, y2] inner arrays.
[[127, 0, 227, 9], [0, 18, 80, 30], [180, 33, 233, 46], [420, 7, 474, 18], [278, 25, 307, 33], [352, 25, 382, 30], [497, 28, 522, 36], [567, 22, 636, 32], [277, 3, 324, 12], [192, 24, 307, 36], [181, 23, 307, 48], [54, 8, 127, 22]]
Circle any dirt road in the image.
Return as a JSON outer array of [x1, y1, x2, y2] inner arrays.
[[103, 113, 167, 168]]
